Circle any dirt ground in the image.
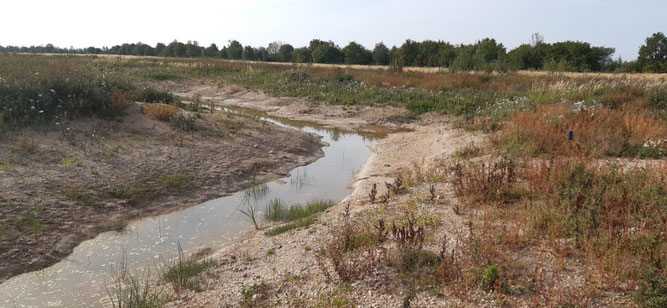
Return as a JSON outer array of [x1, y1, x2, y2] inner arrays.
[[0, 102, 324, 282]]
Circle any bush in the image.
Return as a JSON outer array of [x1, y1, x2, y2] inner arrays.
[[111, 90, 132, 114], [389, 59, 404, 72], [477, 263, 500, 290], [318, 205, 383, 282], [401, 249, 441, 271], [170, 114, 198, 131], [646, 88, 667, 109], [135, 88, 179, 104], [405, 100, 437, 114], [635, 271, 667, 308], [144, 103, 178, 121]]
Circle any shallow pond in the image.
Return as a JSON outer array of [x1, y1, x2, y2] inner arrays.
[[0, 105, 381, 307]]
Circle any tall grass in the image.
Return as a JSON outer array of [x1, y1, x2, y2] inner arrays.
[[159, 243, 214, 295], [264, 199, 334, 222], [262, 200, 334, 236], [0, 54, 121, 131], [106, 251, 163, 308]]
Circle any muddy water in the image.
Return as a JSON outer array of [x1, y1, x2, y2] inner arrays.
[[0, 106, 381, 307]]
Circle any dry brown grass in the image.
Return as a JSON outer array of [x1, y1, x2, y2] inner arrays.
[[110, 90, 132, 114], [445, 155, 667, 303], [143, 103, 179, 121], [495, 102, 667, 158]]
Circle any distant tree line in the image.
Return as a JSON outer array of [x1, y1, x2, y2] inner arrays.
[[1, 33, 665, 73]]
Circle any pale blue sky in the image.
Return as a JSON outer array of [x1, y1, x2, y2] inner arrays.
[[2, 0, 665, 60]]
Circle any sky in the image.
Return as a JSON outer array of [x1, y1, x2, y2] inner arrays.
[[1, 0, 665, 60]]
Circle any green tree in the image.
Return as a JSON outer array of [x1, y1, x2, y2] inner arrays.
[[548, 41, 613, 72], [204, 43, 219, 57], [415, 40, 441, 66], [638, 32, 667, 73], [228, 40, 243, 60], [399, 40, 419, 66], [308, 40, 343, 64], [278, 44, 294, 62], [342, 42, 372, 64], [475, 38, 506, 63], [219, 47, 229, 58], [143, 46, 155, 56], [257, 46, 269, 61], [185, 41, 202, 58], [293, 47, 311, 62], [267, 41, 281, 61], [242, 45, 257, 60], [436, 43, 456, 67], [372, 42, 390, 65], [155, 43, 166, 56]]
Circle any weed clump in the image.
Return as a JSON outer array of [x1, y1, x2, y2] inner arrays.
[[134, 88, 179, 104], [451, 157, 518, 204], [111, 90, 132, 114], [160, 244, 215, 295], [634, 271, 667, 308], [143, 103, 179, 121], [318, 204, 384, 282], [264, 199, 334, 222]]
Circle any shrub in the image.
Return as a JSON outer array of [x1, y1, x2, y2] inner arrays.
[[392, 216, 425, 251], [401, 249, 441, 272], [645, 88, 667, 110], [634, 271, 667, 308], [111, 90, 132, 114], [318, 205, 384, 282], [477, 263, 500, 290], [144, 103, 178, 121], [389, 58, 404, 72], [170, 114, 198, 131], [451, 157, 517, 203], [406, 100, 437, 114], [135, 88, 178, 104]]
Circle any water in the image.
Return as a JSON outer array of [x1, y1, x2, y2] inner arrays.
[[0, 105, 381, 307]]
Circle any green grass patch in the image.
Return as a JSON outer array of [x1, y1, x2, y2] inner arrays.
[[264, 217, 317, 236], [264, 199, 334, 222], [107, 172, 193, 200], [161, 244, 215, 293], [64, 188, 97, 207], [134, 88, 179, 104]]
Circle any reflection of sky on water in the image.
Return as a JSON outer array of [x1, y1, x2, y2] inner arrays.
[[0, 107, 379, 307]]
